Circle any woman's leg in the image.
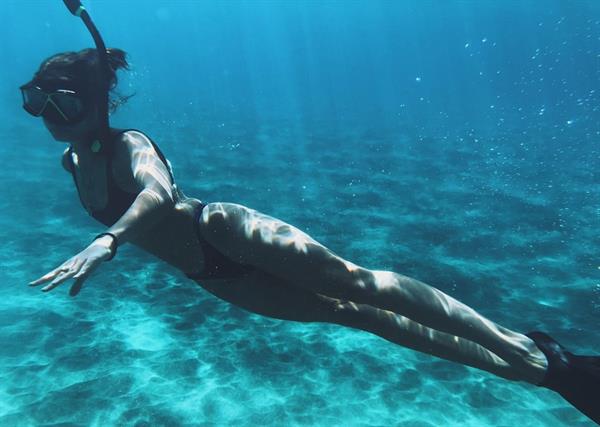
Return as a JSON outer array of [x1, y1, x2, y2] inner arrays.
[[326, 299, 525, 382], [198, 202, 548, 384], [197, 271, 526, 383], [339, 270, 548, 384]]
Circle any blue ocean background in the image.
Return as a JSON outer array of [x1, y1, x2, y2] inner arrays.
[[1, 1, 599, 425]]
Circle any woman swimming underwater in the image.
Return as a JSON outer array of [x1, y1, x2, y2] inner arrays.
[[21, 12, 599, 424]]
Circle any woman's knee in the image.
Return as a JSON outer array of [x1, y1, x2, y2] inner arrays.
[[336, 267, 400, 303], [302, 254, 361, 300]]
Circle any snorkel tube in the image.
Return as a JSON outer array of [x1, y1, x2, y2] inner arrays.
[[61, 0, 111, 152]]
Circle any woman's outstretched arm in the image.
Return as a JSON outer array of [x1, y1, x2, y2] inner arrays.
[[29, 131, 175, 295]]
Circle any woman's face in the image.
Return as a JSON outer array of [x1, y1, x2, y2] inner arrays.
[[43, 102, 101, 143], [21, 76, 102, 144]]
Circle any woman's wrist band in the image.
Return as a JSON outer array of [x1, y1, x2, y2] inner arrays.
[[94, 232, 118, 261]]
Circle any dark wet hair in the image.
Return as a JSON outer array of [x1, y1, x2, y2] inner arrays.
[[30, 47, 134, 113]]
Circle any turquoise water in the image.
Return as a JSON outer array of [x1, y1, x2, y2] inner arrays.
[[1, 1, 599, 426]]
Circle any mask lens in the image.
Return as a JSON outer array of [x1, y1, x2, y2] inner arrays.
[[21, 86, 86, 125], [41, 102, 70, 124], [52, 92, 84, 122], [21, 86, 48, 115]]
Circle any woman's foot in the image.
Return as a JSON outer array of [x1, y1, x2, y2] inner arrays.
[[526, 331, 600, 425]]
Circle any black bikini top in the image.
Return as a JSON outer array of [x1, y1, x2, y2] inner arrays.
[[67, 128, 176, 226]]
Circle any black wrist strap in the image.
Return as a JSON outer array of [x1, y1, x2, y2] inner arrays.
[[94, 232, 118, 261]]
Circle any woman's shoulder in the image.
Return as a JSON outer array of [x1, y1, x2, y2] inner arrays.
[[109, 128, 177, 190], [112, 128, 172, 160], [110, 128, 160, 163], [113, 128, 173, 172], [112, 128, 153, 147]]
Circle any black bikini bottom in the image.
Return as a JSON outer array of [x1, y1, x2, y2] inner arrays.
[[185, 201, 255, 281]]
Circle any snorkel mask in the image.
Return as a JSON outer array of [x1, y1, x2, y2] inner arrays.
[[20, 84, 87, 125], [20, 0, 111, 152]]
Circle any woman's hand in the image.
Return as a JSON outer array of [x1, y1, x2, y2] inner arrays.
[[28, 236, 114, 296]]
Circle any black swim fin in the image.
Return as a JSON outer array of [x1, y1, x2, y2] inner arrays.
[[525, 331, 600, 425]]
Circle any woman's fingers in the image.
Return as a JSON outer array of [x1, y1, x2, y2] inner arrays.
[[41, 271, 72, 292], [69, 272, 90, 297], [29, 258, 83, 287], [38, 259, 87, 292], [29, 268, 64, 286], [29, 254, 99, 295], [70, 258, 86, 277]]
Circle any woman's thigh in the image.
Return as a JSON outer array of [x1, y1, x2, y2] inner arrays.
[[195, 269, 337, 323], [198, 202, 376, 302]]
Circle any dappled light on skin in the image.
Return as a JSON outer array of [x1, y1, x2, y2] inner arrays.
[[341, 259, 360, 273], [202, 201, 229, 221], [129, 137, 174, 199], [369, 270, 401, 293], [139, 188, 167, 206], [194, 201, 547, 385], [240, 207, 316, 254], [333, 299, 516, 379], [134, 163, 173, 197], [334, 299, 502, 374]]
